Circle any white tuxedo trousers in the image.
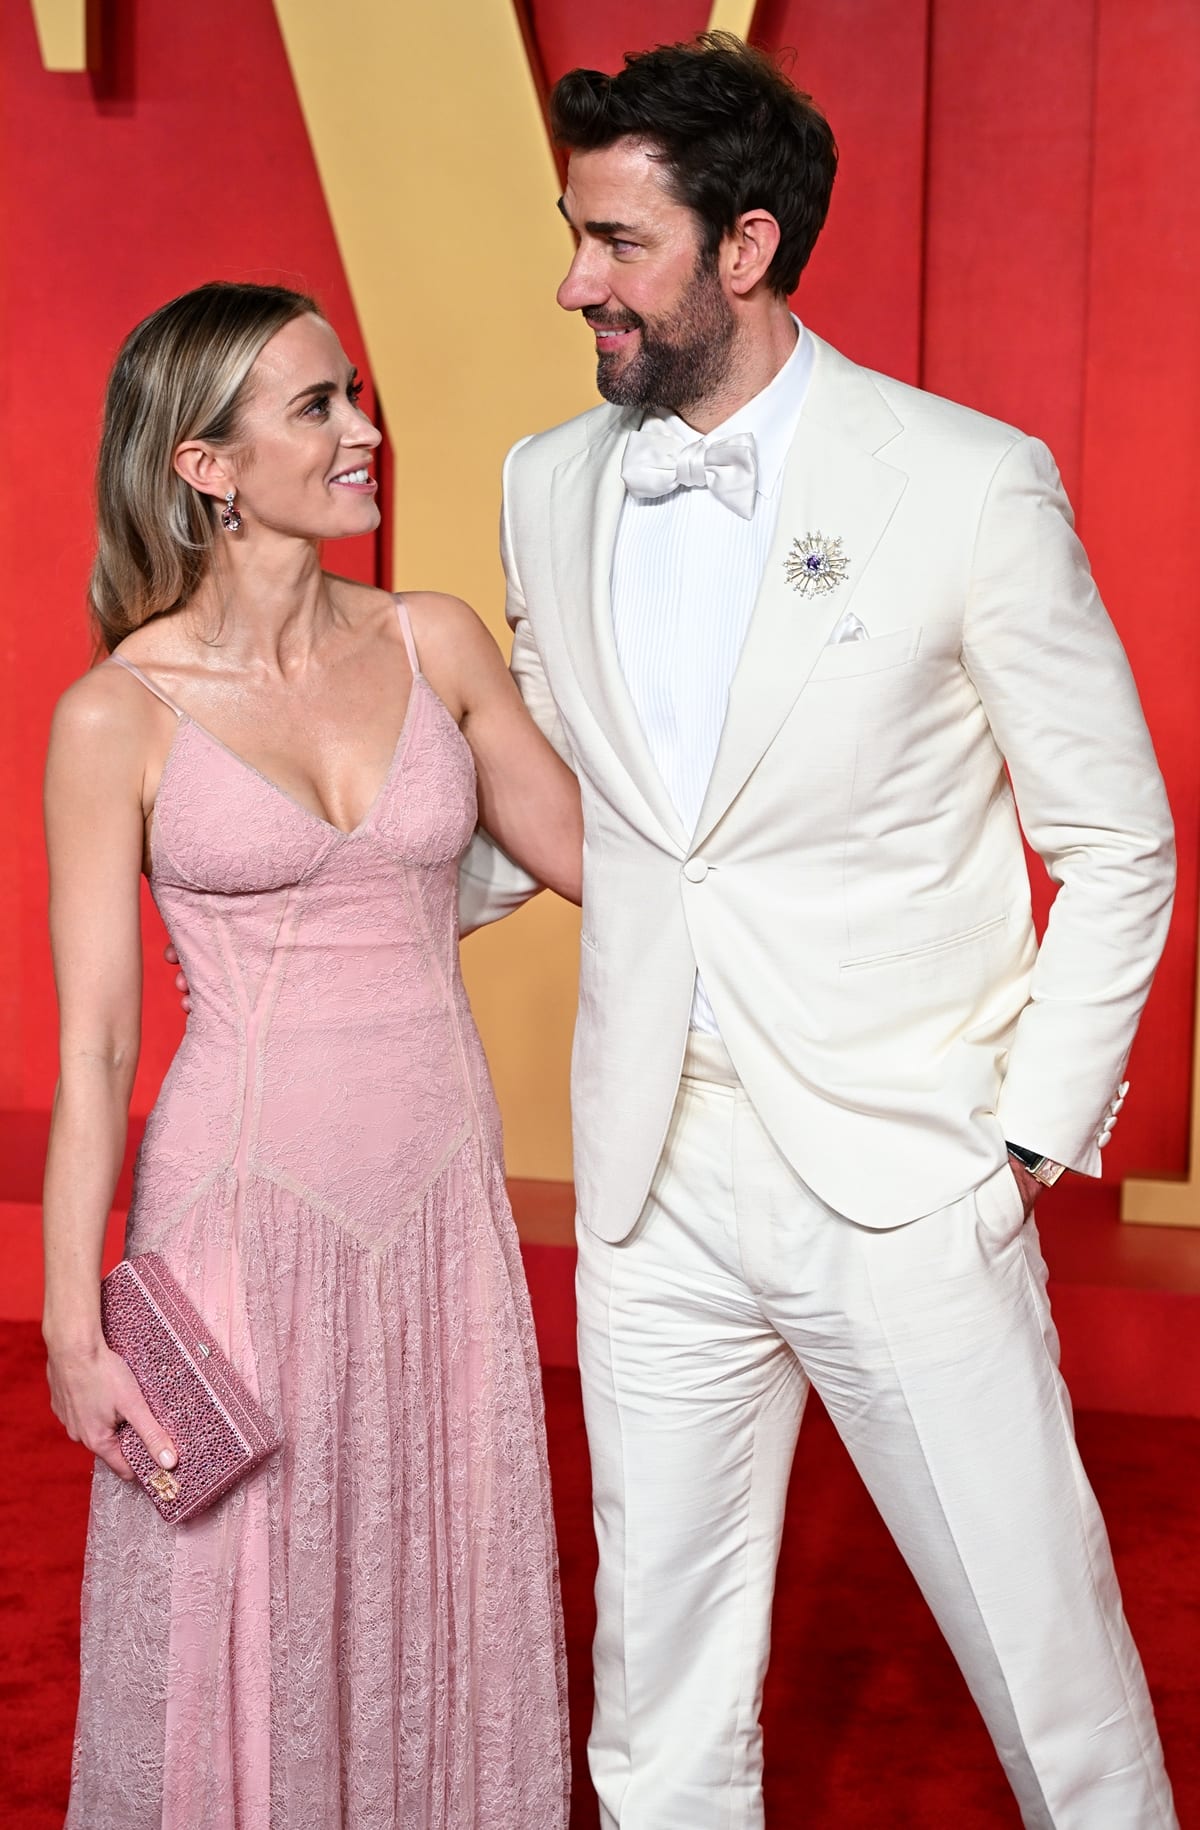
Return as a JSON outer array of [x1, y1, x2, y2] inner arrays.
[[575, 1036, 1177, 1829]]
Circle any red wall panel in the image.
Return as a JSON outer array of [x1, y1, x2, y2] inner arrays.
[[1077, 0, 1200, 1176], [755, 0, 931, 383], [922, 0, 1096, 490]]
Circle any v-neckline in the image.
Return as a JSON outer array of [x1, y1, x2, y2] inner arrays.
[[167, 673, 424, 841]]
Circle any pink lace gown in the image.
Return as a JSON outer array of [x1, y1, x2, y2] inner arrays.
[[66, 604, 570, 1829]]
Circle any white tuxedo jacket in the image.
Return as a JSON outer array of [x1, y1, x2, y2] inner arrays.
[[461, 333, 1174, 1242]]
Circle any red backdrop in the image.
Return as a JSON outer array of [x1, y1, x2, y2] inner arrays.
[[2, 0, 1198, 1194]]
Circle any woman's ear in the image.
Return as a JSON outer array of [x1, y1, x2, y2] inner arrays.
[[173, 440, 232, 501], [723, 208, 783, 297]]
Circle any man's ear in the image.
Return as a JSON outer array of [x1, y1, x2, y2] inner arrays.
[[723, 208, 783, 297], [173, 440, 233, 501]]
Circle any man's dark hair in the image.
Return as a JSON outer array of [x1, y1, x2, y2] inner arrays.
[[549, 32, 837, 296]]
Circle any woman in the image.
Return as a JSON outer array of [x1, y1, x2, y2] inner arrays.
[[42, 281, 580, 1828]]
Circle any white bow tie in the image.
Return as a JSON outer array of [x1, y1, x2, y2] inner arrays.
[[621, 425, 759, 519]]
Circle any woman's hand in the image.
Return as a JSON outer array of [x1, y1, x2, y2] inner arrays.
[[46, 1335, 178, 1481], [165, 943, 191, 1012]]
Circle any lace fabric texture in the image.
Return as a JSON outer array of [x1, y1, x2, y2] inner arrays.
[[68, 662, 570, 1828]]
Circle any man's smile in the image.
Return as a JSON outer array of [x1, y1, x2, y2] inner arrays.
[[585, 314, 641, 352]]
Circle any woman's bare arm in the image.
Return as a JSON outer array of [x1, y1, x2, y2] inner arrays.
[[412, 595, 583, 904], [43, 668, 178, 1478]]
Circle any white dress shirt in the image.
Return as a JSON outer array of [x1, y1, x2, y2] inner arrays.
[[611, 319, 814, 1032]]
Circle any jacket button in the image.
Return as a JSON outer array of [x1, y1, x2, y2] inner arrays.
[[683, 858, 709, 883]]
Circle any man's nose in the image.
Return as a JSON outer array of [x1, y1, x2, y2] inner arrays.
[[557, 245, 607, 313]]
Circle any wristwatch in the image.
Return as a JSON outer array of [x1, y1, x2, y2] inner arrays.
[[1006, 1142, 1066, 1187]]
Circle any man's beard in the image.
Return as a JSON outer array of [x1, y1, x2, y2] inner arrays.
[[590, 255, 736, 414]]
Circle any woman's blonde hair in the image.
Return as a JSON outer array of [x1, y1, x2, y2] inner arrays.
[[89, 280, 319, 651]]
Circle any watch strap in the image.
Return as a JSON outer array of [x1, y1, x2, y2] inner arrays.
[[1006, 1142, 1066, 1187]]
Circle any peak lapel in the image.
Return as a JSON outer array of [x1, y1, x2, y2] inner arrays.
[[693, 344, 907, 850], [550, 420, 691, 852]]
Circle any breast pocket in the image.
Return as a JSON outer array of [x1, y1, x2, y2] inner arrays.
[[807, 625, 921, 681]]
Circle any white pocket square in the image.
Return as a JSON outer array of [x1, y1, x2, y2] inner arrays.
[[828, 610, 869, 645]]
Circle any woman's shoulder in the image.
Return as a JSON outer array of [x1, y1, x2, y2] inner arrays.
[[53, 651, 135, 727], [396, 589, 496, 653], [47, 658, 160, 786], [51, 625, 183, 753]]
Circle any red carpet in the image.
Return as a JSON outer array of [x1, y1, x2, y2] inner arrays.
[[1, 1322, 1196, 1828]]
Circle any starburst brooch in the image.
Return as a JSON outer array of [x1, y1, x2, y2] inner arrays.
[[784, 531, 850, 598]]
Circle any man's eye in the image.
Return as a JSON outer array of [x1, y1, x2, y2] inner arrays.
[[611, 239, 638, 255]]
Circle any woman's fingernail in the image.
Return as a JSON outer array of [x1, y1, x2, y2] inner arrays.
[[160, 1449, 176, 1467]]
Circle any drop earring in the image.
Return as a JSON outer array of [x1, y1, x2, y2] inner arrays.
[[220, 489, 243, 533]]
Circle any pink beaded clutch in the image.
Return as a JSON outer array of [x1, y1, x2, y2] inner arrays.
[[100, 1253, 281, 1525]]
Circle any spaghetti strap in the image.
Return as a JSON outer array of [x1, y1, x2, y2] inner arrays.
[[108, 654, 185, 717], [394, 596, 421, 677]]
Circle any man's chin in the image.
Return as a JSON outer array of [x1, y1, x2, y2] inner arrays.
[[595, 352, 649, 408]]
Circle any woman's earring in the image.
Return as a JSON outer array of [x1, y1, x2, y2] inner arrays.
[[220, 489, 243, 533]]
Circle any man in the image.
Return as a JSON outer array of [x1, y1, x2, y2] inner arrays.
[[461, 33, 1177, 1829]]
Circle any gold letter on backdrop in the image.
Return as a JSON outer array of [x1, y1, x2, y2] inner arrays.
[[707, 1, 757, 36], [30, 0, 91, 69]]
